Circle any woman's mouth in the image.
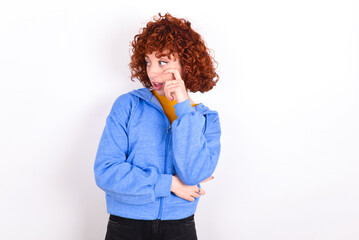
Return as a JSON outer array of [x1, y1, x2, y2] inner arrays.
[[153, 82, 163, 90]]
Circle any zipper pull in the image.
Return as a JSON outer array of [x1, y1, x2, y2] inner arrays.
[[167, 124, 172, 134]]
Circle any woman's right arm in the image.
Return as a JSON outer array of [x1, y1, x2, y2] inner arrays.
[[94, 95, 173, 205]]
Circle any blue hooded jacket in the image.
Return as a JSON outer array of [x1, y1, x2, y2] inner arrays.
[[94, 87, 221, 220]]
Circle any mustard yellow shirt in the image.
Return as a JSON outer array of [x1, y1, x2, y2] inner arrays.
[[152, 90, 198, 124]]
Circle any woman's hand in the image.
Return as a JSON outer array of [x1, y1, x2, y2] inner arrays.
[[170, 175, 214, 201], [162, 68, 189, 103]]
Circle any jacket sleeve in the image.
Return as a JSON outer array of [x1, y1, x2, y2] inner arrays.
[[94, 95, 173, 205], [171, 99, 222, 186]]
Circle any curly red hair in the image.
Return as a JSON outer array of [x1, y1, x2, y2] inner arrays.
[[129, 13, 219, 93]]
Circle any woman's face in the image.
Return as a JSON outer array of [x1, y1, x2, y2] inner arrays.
[[145, 51, 183, 96]]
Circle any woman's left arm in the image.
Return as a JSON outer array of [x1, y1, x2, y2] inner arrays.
[[171, 99, 222, 186]]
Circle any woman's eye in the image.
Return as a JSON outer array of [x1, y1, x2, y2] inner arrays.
[[159, 61, 168, 66], [145, 61, 150, 65]]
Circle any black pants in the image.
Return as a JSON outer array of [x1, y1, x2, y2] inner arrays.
[[105, 214, 198, 240]]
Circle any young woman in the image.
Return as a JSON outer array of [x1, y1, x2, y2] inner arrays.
[[94, 13, 221, 240]]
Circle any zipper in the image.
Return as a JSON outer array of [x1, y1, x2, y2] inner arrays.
[[143, 99, 172, 220], [157, 123, 172, 219], [167, 124, 172, 134]]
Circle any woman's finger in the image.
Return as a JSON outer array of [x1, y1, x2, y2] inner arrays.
[[192, 192, 200, 198], [163, 80, 177, 92], [164, 82, 181, 101], [165, 83, 181, 91], [194, 187, 206, 195], [200, 176, 214, 183], [198, 188, 206, 195], [164, 89, 174, 101], [163, 68, 182, 81]]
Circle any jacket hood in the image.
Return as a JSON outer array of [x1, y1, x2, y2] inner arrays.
[[129, 87, 217, 115]]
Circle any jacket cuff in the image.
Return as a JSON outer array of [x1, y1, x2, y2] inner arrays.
[[174, 99, 194, 118], [154, 174, 172, 198]]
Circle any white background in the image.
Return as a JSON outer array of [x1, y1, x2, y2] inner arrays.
[[1, 0, 358, 239]]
